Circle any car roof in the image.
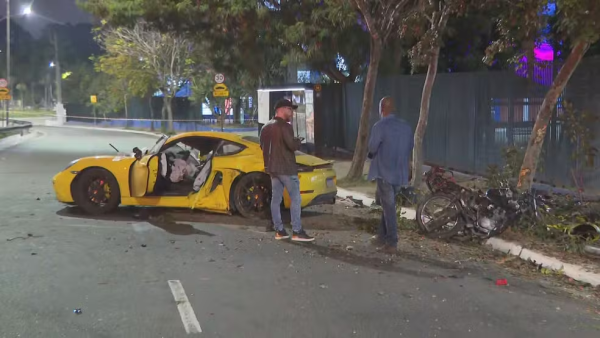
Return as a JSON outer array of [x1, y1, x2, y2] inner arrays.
[[166, 131, 257, 146]]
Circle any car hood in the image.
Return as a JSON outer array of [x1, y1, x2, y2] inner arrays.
[[295, 152, 332, 167], [79, 155, 136, 162]]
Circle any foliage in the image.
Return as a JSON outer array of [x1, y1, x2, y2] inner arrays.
[[93, 20, 205, 131], [513, 193, 600, 253], [279, 0, 369, 82], [80, 0, 287, 87], [438, 10, 500, 72], [400, 0, 471, 70], [560, 101, 599, 169], [486, 146, 526, 188], [483, 0, 550, 67]]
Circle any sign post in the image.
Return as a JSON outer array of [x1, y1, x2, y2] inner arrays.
[[0, 78, 8, 124], [0, 87, 12, 101], [90, 95, 97, 125], [213, 83, 229, 131]]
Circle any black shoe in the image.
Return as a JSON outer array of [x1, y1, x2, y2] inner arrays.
[[275, 229, 290, 240], [291, 230, 315, 242]]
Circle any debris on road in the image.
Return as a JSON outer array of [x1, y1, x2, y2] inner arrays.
[[496, 279, 508, 286], [6, 233, 42, 241], [141, 244, 147, 248], [73, 308, 82, 315]]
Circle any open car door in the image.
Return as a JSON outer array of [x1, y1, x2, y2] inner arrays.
[[129, 152, 165, 197]]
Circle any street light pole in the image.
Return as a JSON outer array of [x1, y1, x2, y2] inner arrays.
[[5, 0, 10, 124], [51, 30, 62, 104]]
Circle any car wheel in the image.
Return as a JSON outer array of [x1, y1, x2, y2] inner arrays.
[[73, 168, 121, 215], [233, 173, 271, 219]]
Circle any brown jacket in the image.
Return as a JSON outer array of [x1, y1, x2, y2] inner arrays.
[[260, 117, 300, 175]]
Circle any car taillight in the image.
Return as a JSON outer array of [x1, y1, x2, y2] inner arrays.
[[297, 163, 333, 172], [297, 164, 314, 172]]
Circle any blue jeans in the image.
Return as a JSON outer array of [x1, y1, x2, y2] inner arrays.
[[271, 175, 302, 233], [376, 178, 400, 246]]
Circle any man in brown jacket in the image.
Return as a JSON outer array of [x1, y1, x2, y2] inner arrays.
[[259, 99, 314, 242]]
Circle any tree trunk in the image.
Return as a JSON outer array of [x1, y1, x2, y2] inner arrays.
[[165, 96, 174, 133], [411, 47, 441, 187], [517, 41, 590, 191], [124, 94, 129, 127], [234, 97, 241, 124], [346, 36, 383, 181], [160, 97, 167, 132], [30, 83, 35, 108]]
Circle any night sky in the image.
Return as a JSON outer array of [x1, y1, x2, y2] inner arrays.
[[0, 0, 93, 37]]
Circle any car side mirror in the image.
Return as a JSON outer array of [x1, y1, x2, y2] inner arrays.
[[133, 147, 143, 160]]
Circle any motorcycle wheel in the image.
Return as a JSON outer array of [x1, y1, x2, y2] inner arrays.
[[416, 193, 465, 239]]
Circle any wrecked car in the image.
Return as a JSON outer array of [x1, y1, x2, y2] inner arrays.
[[52, 132, 337, 218]]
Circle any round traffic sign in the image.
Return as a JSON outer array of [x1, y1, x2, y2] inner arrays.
[[214, 73, 225, 84], [0, 78, 8, 88]]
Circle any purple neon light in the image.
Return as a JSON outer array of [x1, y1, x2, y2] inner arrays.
[[534, 42, 554, 61]]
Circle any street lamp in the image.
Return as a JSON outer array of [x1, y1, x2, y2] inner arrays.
[[4, 1, 32, 123]]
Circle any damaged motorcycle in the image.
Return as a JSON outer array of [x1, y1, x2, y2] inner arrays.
[[416, 182, 552, 240]]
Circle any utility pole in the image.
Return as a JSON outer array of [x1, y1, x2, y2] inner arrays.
[[51, 30, 62, 104], [6, 0, 10, 124]]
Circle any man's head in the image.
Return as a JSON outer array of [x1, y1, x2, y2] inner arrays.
[[274, 99, 298, 122], [379, 96, 395, 118]]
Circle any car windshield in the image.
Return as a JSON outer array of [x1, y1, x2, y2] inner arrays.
[[149, 135, 169, 154]]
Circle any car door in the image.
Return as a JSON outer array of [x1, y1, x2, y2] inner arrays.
[[129, 151, 167, 197]]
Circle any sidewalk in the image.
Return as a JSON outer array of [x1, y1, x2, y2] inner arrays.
[[332, 159, 600, 287]]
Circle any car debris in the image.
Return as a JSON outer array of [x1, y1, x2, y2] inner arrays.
[[6, 233, 42, 241]]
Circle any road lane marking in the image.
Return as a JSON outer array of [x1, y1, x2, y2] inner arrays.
[[168, 280, 202, 334]]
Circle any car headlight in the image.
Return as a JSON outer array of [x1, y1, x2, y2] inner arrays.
[[64, 159, 79, 171]]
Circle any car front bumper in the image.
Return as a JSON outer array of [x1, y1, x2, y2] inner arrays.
[[52, 171, 76, 203]]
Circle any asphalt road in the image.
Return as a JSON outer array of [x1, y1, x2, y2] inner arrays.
[[1, 126, 599, 338]]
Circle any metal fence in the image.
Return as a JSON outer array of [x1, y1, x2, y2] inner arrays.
[[320, 57, 600, 191]]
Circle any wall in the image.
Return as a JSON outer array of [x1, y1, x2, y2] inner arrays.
[[320, 57, 600, 190]]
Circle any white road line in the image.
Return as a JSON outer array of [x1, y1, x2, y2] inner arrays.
[[168, 280, 202, 334]]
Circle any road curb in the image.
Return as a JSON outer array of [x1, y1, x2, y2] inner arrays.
[[43, 123, 162, 137], [485, 237, 600, 287], [0, 130, 42, 152], [336, 187, 417, 220]]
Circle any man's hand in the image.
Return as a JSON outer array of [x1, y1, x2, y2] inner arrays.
[[294, 137, 304, 149]]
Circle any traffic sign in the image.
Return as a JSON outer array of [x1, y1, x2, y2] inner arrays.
[[314, 84, 322, 92], [0, 78, 7, 88], [90, 95, 97, 104], [213, 84, 229, 97], [214, 73, 225, 84], [0, 87, 11, 101]]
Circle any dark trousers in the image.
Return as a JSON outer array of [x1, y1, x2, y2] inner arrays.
[[376, 178, 400, 246]]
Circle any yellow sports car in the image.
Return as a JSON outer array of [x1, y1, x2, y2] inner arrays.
[[52, 131, 337, 218]]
